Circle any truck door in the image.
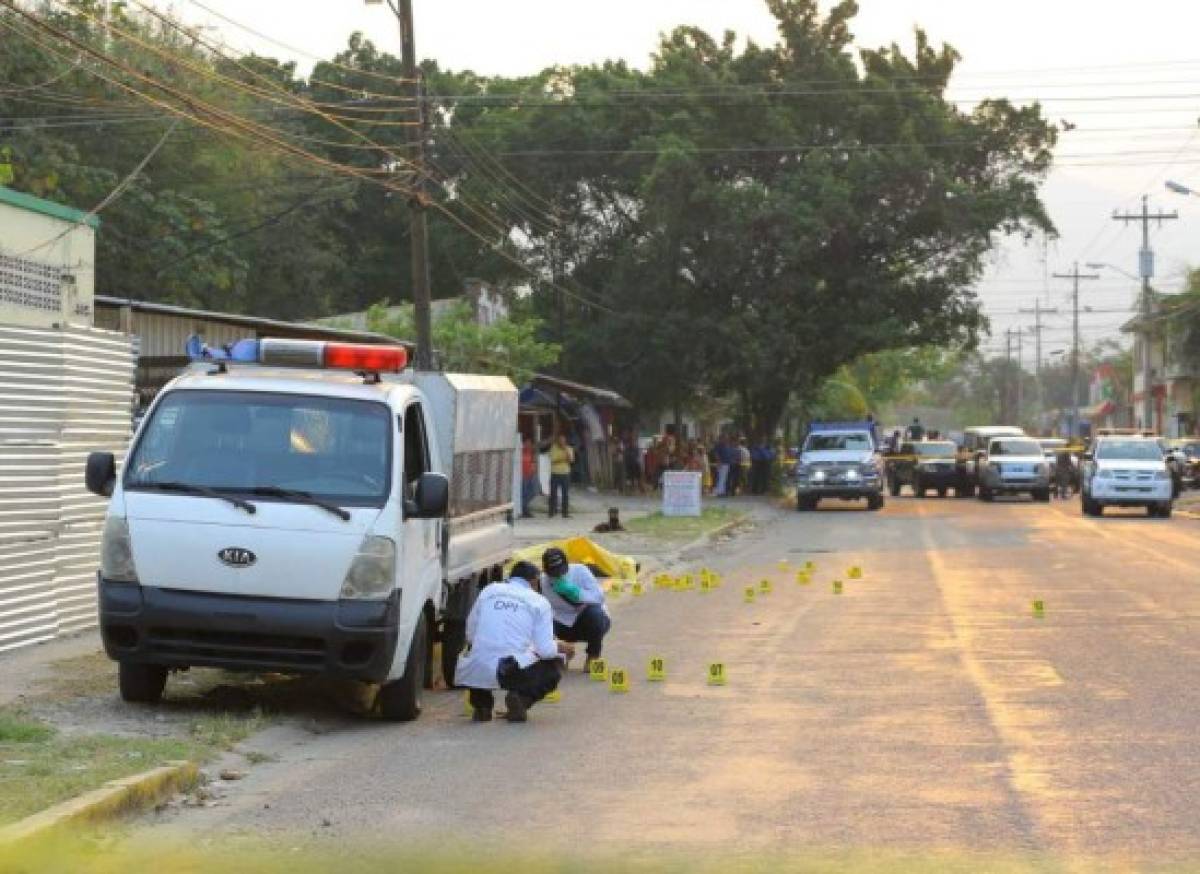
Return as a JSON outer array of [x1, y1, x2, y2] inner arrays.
[[401, 402, 442, 608]]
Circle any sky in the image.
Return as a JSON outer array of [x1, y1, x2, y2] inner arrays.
[[170, 0, 1200, 363]]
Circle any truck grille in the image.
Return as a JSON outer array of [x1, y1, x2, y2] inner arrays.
[[147, 627, 327, 669]]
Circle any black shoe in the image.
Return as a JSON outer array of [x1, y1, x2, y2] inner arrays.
[[472, 706, 492, 722], [504, 692, 528, 722], [562, 513, 572, 519]]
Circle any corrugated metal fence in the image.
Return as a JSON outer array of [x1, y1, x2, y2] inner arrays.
[[0, 324, 133, 652]]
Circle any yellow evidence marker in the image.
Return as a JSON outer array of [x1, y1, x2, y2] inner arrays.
[[632, 581, 644, 596], [700, 576, 713, 594], [609, 668, 630, 693], [589, 658, 608, 681], [545, 688, 562, 702], [832, 580, 844, 595], [804, 560, 815, 572], [647, 656, 666, 682], [759, 578, 772, 595], [778, 558, 789, 569], [744, 585, 756, 604], [1032, 600, 1045, 618], [795, 570, 810, 585], [463, 691, 473, 716], [707, 663, 727, 686], [848, 566, 863, 580]]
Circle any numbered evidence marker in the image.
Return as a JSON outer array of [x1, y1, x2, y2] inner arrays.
[[744, 585, 756, 604], [700, 575, 714, 594], [589, 658, 608, 681], [609, 668, 630, 693], [848, 566, 863, 580], [795, 570, 811, 585], [804, 560, 816, 572], [632, 581, 645, 597], [1032, 600, 1045, 618], [647, 656, 666, 682], [759, 578, 773, 595], [832, 579, 844, 595], [707, 662, 727, 686]]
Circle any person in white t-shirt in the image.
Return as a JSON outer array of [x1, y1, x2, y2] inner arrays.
[[455, 561, 572, 722], [540, 547, 611, 673]]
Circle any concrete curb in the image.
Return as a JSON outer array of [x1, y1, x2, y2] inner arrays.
[[0, 760, 199, 845], [671, 513, 752, 559]]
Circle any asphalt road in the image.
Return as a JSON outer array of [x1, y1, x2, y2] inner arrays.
[[130, 494, 1200, 867]]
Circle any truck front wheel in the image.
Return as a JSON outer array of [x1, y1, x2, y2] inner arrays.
[[378, 613, 429, 722], [118, 662, 167, 704]]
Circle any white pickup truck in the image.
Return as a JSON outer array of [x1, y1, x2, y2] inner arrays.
[[84, 337, 517, 721]]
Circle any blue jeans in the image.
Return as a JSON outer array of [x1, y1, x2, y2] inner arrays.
[[521, 475, 537, 516], [553, 604, 611, 659], [549, 473, 570, 516]]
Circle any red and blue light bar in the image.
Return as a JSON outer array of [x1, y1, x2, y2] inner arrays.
[[186, 334, 408, 373]]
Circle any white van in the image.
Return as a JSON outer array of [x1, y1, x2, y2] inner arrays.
[[85, 337, 517, 721]]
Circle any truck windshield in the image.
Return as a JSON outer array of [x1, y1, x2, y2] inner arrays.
[[915, 443, 956, 458], [125, 390, 392, 506], [806, 433, 872, 451], [1096, 441, 1164, 461]]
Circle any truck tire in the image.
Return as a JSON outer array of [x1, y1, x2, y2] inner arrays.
[[937, 487, 948, 498], [958, 483, 976, 498], [1083, 496, 1102, 517], [378, 612, 429, 722], [978, 487, 993, 502], [797, 495, 816, 511], [913, 474, 924, 497], [440, 619, 466, 688], [1033, 489, 1051, 503], [118, 662, 167, 704], [1155, 503, 1173, 519], [867, 494, 884, 511]]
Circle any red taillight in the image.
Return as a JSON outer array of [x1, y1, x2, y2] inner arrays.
[[323, 343, 408, 372]]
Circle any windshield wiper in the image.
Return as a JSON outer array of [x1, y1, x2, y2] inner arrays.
[[246, 486, 351, 521], [136, 481, 256, 514]]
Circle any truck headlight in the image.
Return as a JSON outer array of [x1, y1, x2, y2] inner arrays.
[[845, 469, 861, 481], [340, 536, 396, 600], [100, 516, 140, 584], [812, 470, 827, 482]]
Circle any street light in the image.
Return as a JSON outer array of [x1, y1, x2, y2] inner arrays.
[[1166, 180, 1198, 197]]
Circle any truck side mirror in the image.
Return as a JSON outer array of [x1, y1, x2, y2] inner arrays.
[[85, 451, 116, 497], [409, 472, 449, 519]]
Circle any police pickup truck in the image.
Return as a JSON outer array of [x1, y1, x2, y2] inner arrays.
[[84, 336, 518, 721], [794, 421, 885, 511]]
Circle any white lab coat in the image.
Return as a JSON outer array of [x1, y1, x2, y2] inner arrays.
[[542, 563, 607, 628], [454, 578, 559, 690]]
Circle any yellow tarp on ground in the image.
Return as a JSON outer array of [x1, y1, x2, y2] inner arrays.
[[509, 537, 640, 583]]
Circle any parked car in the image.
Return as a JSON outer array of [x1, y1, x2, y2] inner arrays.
[[886, 440, 961, 497], [1169, 439, 1200, 488], [1081, 436, 1174, 518], [977, 435, 1052, 502], [794, 421, 884, 511]]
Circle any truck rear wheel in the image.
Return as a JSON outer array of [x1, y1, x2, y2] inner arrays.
[[867, 494, 884, 511], [118, 662, 167, 704], [378, 613, 428, 722], [440, 619, 466, 688]]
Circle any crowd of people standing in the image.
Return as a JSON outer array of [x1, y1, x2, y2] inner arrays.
[[612, 432, 784, 497]]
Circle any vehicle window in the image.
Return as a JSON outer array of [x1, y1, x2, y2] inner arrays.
[[806, 433, 872, 451], [403, 402, 431, 501], [125, 390, 392, 505], [915, 442, 955, 458], [1095, 441, 1165, 461], [989, 439, 1041, 457]]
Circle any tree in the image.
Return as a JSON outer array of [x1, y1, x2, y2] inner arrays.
[[364, 300, 560, 385]]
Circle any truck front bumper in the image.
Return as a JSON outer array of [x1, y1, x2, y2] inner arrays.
[[98, 578, 400, 682], [796, 479, 883, 500], [980, 471, 1050, 494]]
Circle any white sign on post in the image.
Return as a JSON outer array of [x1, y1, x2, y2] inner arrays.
[[661, 471, 702, 517]]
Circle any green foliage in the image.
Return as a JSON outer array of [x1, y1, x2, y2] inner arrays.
[[366, 300, 560, 384]]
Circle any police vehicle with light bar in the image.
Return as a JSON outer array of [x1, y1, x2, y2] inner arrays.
[[85, 335, 519, 721], [793, 421, 885, 511]]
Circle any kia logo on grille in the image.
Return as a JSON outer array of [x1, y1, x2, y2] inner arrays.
[[218, 547, 256, 568]]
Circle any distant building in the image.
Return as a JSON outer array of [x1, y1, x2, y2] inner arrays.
[[323, 278, 511, 331], [1123, 302, 1198, 436]]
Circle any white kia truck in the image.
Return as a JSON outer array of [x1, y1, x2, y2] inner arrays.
[[84, 336, 517, 721], [1081, 435, 1174, 518]]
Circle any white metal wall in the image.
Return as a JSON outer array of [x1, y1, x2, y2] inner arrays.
[[0, 324, 133, 651]]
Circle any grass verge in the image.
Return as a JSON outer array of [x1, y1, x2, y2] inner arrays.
[[0, 706, 267, 828], [622, 506, 745, 540]]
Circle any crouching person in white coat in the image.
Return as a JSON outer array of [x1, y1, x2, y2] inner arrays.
[[455, 561, 572, 722]]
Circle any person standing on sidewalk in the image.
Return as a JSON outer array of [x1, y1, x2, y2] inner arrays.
[[541, 547, 611, 673], [548, 432, 574, 518], [520, 436, 538, 518], [714, 436, 732, 496], [455, 561, 571, 723]]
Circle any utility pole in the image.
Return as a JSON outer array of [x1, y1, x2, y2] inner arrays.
[[1113, 195, 1178, 431], [1016, 328, 1024, 426], [1052, 263, 1100, 439], [1003, 328, 1015, 424], [1018, 300, 1058, 425], [379, 0, 434, 370]]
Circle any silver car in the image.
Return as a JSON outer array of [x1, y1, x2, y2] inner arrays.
[[977, 436, 1052, 502]]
